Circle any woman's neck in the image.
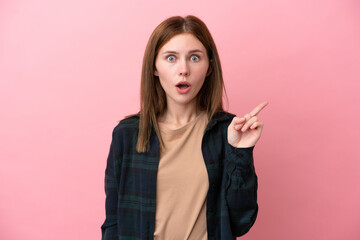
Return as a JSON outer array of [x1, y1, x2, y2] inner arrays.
[[158, 101, 201, 128]]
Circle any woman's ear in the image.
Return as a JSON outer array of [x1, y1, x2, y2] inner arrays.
[[154, 69, 159, 76]]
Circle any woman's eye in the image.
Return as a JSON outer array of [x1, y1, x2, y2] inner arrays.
[[190, 55, 200, 61], [167, 56, 176, 62]]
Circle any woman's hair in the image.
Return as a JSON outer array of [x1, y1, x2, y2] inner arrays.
[[136, 15, 226, 153]]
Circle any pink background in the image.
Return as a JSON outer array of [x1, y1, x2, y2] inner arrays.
[[1, 0, 359, 239]]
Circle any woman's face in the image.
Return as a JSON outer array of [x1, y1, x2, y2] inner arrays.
[[154, 33, 210, 109]]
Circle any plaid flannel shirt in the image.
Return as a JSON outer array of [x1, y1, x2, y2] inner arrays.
[[101, 111, 258, 240]]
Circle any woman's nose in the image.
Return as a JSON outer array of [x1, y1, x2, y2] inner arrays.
[[178, 59, 190, 76]]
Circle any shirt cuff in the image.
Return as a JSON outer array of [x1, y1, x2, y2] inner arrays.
[[225, 143, 255, 180], [226, 143, 254, 164]]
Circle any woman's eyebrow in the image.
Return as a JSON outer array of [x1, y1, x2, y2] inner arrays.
[[162, 50, 178, 55], [188, 49, 204, 54], [161, 49, 204, 55]]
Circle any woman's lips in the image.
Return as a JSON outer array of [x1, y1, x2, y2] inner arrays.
[[175, 81, 191, 94]]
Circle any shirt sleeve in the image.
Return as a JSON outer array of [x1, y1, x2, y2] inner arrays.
[[101, 128, 121, 240], [224, 143, 258, 237]]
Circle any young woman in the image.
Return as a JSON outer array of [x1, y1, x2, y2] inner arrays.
[[101, 15, 268, 240]]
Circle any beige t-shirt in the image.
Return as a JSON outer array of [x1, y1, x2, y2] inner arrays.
[[153, 112, 209, 240]]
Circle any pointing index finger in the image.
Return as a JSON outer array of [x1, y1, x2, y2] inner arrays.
[[249, 101, 269, 117]]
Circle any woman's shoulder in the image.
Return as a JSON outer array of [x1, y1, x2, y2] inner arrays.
[[112, 113, 140, 135], [211, 111, 236, 123], [204, 111, 236, 132]]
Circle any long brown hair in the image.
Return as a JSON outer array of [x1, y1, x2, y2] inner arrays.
[[136, 15, 227, 153]]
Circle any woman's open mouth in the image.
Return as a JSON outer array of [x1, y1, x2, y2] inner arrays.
[[176, 81, 191, 94]]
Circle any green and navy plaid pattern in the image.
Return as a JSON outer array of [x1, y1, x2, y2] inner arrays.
[[101, 112, 258, 240]]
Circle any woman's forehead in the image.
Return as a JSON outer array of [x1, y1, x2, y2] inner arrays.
[[158, 33, 206, 53]]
